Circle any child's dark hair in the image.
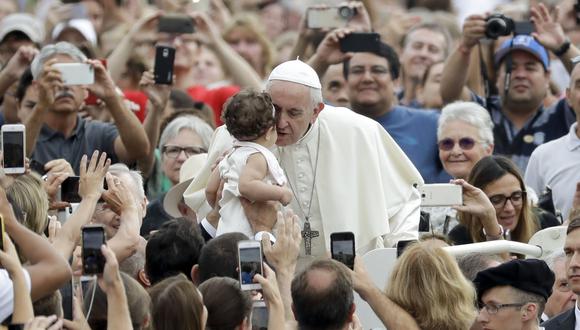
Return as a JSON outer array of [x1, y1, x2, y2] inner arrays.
[[222, 89, 275, 141]]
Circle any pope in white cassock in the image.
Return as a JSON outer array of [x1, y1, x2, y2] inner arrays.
[[183, 59, 424, 257]]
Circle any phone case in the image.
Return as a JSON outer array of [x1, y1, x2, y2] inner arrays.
[[419, 184, 463, 207], [330, 232, 355, 269], [238, 241, 263, 290], [1, 124, 26, 174], [154, 46, 176, 85], [158, 15, 195, 34], [339, 33, 381, 53], [82, 226, 106, 274]]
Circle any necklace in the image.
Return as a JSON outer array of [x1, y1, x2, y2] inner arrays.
[[280, 125, 321, 255]]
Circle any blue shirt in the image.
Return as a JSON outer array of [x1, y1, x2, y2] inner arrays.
[[471, 92, 576, 171], [376, 106, 451, 183]]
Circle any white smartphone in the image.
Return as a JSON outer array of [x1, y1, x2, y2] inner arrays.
[[252, 300, 268, 330], [190, 0, 210, 11], [53, 63, 94, 85], [307, 7, 347, 29], [419, 184, 463, 207], [238, 240, 263, 291], [1, 124, 26, 174]]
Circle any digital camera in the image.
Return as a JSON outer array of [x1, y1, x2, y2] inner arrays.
[[485, 14, 514, 39]]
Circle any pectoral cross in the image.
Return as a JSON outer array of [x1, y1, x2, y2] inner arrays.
[[301, 220, 319, 255]]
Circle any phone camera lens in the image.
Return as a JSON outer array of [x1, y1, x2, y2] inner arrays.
[[338, 6, 356, 20]]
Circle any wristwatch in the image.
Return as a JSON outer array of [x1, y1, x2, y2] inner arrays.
[[554, 38, 571, 57], [482, 224, 504, 240]]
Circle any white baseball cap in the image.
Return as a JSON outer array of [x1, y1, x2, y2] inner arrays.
[[163, 153, 208, 218], [52, 19, 97, 46], [0, 13, 45, 44]]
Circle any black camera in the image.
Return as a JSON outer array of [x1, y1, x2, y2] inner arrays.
[[338, 6, 357, 20], [485, 14, 514, 39]]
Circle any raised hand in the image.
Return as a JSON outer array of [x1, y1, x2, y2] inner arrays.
[[37, 58, 64, 110], [102, 173, 138, 215], [460, 14, 487, 49], [314, 28, 354, 65], [139, 70, 171, 112], [84, 59, 117, 101], [97, 244, 122, 294], [1, 46, 39, 80], [79, 151, 110, 200], [262, 210, 302, 272], [531, 3, 567, 52]]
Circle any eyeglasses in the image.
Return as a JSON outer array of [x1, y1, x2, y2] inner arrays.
[[488, 191, 526, 209], [162, 145, 207, 159], [437, 137, 482, 151], [479, 302, 526, 315]]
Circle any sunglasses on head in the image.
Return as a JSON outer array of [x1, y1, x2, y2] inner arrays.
[[438, 137, 479, 151]]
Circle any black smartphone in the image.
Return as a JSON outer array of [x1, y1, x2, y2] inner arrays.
[[330, 232, 355, 269], [339, 32, 381, 53], [396, 239, 417, 258], [29, 159, 46, 176], [154, 46, 176, 85], [514, 21, 535, 36], [61, 176, 81, 203], [251, 301, 268, 330], [238, 240, 263, 291], [158, 15, 195, 34], [60, 279, 74, 320], [82, 225, 106, 274]]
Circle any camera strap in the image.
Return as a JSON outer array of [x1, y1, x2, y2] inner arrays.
[[478, 44, 493, 106], [503, 39, 514, 105]]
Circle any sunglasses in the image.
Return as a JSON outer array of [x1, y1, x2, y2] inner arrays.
[[437, 137, 480, 151]]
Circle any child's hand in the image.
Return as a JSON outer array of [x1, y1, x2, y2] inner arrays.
[[280, 187, 293, 206]]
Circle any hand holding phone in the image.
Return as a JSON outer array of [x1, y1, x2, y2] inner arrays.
[[331, 232, 355, 269], [238, 240, 263, 290], [82, 225, 106, 274], [1, 124, 26, 174]]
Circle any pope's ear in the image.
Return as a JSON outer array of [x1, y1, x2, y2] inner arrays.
[[312, 102, 324, 120]]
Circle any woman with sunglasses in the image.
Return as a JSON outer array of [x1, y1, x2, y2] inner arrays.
[[448, 155, 560, 245], [424, 102, 495, 234]]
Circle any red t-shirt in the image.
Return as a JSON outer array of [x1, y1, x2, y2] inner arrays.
[[187, 85, 240, 126]]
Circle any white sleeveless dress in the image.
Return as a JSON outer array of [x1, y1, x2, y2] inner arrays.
[[216, 141, 287, 238]]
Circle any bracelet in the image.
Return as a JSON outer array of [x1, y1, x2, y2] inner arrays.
[[482, 224, 504, 240], [554, 38, 571, 57]]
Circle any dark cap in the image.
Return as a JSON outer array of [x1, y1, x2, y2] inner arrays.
[[474, 259, 554, 302]]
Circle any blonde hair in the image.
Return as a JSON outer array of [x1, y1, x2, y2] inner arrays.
[[222, 14, 275, 78], [6, 173, 49, 235], [386, 242, 477, 330]]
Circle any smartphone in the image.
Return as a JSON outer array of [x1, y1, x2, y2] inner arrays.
[[53, 63, 94, 85], [238, 240, 263, 291], [307, 7, 347, 29], [158, 15, 195, 34], [61, 176, 81, 203], [29, 159, 46, 175], [154, 46, 176, 85], [82, 225, 106, 274], [251, 300, 268, 330], [61, 279, 74, 320], [419, 183, 463, 207], [1, 124, 26, 174], [514, 21, 535, 36], [339, 32, 381, 53], [396, 239, 417, 258], [0, 215, 5, 251], [330, 232, 355, 269]]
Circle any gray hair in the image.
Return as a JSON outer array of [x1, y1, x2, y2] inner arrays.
[[438, 101, 494, 146], [158, 115, 214, 152], [30, 41, 87, 80], [108, 163, 145, 201], [264, 81, 323, 109], [544, 250, 566, 270]]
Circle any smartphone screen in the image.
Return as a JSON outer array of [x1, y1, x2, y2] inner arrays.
[[251, 301, 268, 330], [2, 130, 25, 169], [61, 176, 81, 203], [82, 226, 106, 274], [238, 241, 263, 290], [396, 239, 417, 258], [154, 46, 175, 85], [331, 232, 355, 269]]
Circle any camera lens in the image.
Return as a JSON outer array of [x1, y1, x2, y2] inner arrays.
[[338, 6, 355, 20], [485, 14, 514, 39]]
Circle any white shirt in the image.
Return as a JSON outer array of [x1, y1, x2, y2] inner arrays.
[[574, 300, 580, 330], [0, 268, 32, 322], [525, 123, 580, 220]]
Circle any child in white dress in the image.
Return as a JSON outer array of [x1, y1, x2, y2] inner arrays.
[[206, 90, 293, 237]]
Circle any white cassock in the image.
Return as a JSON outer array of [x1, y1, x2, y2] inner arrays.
[[184, 105, 424, 256]]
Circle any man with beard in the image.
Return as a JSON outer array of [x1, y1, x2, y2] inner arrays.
[[25, 42, 149, 172]]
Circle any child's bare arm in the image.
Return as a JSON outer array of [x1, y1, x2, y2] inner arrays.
[[206, 167, 221, 208], [239, 153, 292, 204]]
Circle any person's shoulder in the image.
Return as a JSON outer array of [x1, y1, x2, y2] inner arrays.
[[531, 132, 568, 156], [541, 307, 575, 328], [319, 105, 379, 128]]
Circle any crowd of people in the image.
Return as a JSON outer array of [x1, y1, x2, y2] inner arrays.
[[2, 0, 580, 329]]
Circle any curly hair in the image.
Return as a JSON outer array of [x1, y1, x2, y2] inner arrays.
[[222, 89, 275, 141]]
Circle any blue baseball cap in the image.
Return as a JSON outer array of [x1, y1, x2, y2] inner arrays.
[[494, 35, 550, 70]]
